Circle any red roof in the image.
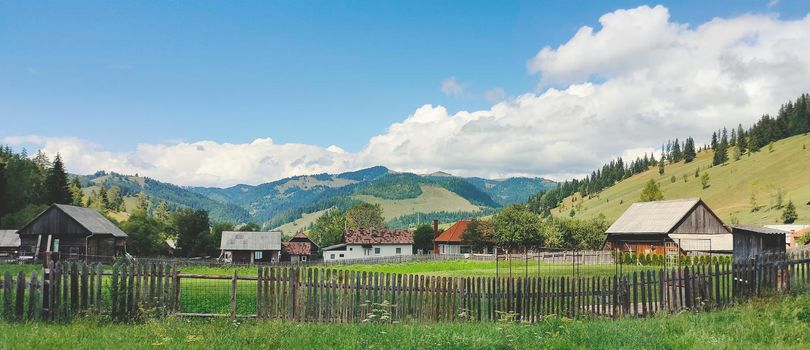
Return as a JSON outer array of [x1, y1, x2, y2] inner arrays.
[[344, 229, 413, 245], [282, 242, 312, 256], [292, 231, 308, 240], [434, 220, 470, 243]]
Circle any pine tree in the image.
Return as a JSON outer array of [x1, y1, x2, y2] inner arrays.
[[44, 154, 72, 205], [711, 132, 718, 150], [782, 200, 798, 224], [97, 182, 110, 211], [68, 176, 83, 206], [155, 200, 171, 223], [737, 124, 747, 153], [683, 137, 696, 163], [671, 138, 682, 163]]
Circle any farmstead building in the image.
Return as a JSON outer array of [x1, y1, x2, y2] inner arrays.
[[322, 228, 413, 261], [604, 198, 731, 256], [434, 220, 495, 254], [16, 204, 128, 261], [281, 232, 319, 263], [219, 231, 282, 264], [0, 230, 20, 259]]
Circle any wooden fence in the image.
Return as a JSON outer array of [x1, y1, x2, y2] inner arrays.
[[2, 251, 810, 323]]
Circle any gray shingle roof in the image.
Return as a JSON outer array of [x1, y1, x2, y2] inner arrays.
[[606, 198, 701, 235], [55, 204, 128, 238], [0, 230, 19, 248], [732, 225, 788, 235], [220, 231, 282, 251]]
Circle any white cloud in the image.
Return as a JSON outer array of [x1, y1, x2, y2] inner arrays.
[[441, 76, 467, 96], [5, 6, 810, 187], [768, 0, 780, 9]]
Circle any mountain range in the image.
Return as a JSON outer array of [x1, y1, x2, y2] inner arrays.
[[76, 166, 556, 231]]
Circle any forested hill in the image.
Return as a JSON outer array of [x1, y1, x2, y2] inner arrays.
[[531, 93, 810, 225], [76, 172, 251, 223], [56, 166, 555, 229]]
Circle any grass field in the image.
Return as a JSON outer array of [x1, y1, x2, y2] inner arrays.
[[2, 294, 810, 349], [557, 133, 810, 225], [354, 184, 482, 221]]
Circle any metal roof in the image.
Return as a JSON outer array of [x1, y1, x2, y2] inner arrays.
[[220, 231, 282, 251], [321, 243, 347, 251], [55, 204, 128, 238], [668, 233, 732, 252], [606, 198, 701, 234], [732, 225, 788, 235], [0, 230, 19, 248]]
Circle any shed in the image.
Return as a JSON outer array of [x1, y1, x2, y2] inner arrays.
[[605, 198, 730, 255], [281, 232, 319, 263], [0, 230, 20, 257], [17, 204, 128, 261], [732, 226, 787, 262], [219, 231, 282, 264]]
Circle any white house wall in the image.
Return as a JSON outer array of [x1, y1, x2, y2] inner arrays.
[[324, 244, 412, 261]]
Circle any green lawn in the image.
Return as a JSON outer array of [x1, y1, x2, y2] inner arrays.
[[171, 259, 659, 279], [2, 294, 810, 349]]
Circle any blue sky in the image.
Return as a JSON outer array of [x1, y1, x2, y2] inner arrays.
[[1, 0, 802, 151], [2, 1, 810, 186]]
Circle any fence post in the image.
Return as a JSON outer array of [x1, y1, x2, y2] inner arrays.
[[172, 265, 180, 314], [15, 271, 25, 320], [230, 270, 237, 322], [257, 267, 263, 322], [28, 271, 39, 321]]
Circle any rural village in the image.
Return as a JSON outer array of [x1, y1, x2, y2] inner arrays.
[[3, 1, 810, 349]]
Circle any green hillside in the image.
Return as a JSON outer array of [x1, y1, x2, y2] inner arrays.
[[354, 184, 482, 221], [556, 133, 810, 225]]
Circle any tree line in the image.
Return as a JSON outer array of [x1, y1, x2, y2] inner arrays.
[[0, 147, 80, 228]]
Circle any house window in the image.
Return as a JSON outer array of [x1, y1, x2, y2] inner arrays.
[[301, 256, 307, 262], [255, 251, 263, 260], [330, 254, 335, 260], [374, 247, 381, 255], [70, 247, 79, 257], [396, 248, 402, 254], [339, 254, 344, 258], [349, 248, 353, 251]]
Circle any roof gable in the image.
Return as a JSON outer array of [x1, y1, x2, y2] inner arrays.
[[220, 231, 282, 251], [17, 204, 127, 238], [435, 220, 470, 243], [606, 198, 702, 234]]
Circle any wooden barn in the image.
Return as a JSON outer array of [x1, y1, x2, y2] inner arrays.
[[732, 226, 787, 262], [17, 204, 128, 262], [281, 232, 319, 263], [219, 231, 282, 264], [605, 198, 731, 256]]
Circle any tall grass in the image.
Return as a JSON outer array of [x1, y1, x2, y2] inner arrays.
[[2, 294, 810, 349]]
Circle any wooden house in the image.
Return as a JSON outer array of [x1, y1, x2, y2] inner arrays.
[[17, 204, 128, 261], [281, 232, 319, 263], [322, 228, 413, 261], [605, 198, 731, 256], [732, 226, 787, 262], [219, 231, 282, 264], [434, 220, 495, 254]]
